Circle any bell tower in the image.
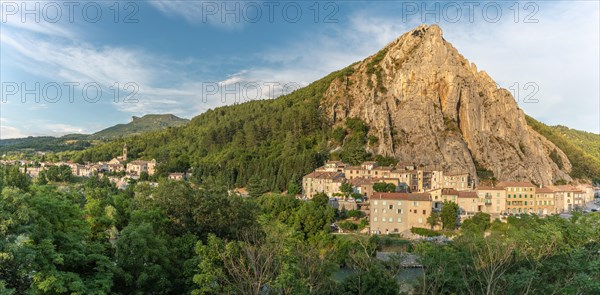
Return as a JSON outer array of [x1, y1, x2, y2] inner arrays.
[[123, 143, 128, 161]]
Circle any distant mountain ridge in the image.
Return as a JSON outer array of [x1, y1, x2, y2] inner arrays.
[[0, 114, 189, 153], [90, 114, 189, 139]]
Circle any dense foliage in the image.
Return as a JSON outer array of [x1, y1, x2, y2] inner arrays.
[[66, 68, 360, 191], [416, 214, 600, 294], [1, 168, 599, 294], [526, 115, 600, 183]]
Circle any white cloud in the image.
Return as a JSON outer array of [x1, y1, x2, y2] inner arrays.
[[0, 124, 26, 139], [149, 0, 247, 29]]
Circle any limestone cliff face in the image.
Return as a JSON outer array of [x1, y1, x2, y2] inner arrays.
[[322, 25, 571, 185]]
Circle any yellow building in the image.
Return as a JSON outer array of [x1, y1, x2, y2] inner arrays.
[[499, 181, 536, 214]]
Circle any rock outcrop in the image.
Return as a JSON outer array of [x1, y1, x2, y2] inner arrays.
[[322, 25, 571, 185]]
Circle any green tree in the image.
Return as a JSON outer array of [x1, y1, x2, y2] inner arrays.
[[294, 194, 335, 237], [340, 263, 399, 295], [45, 165, 72, 182], [286, 180, 301, 196], [373, 182, 396, 193], [440, 201, 459, 230], [114, 222, 173, 294], [339, 182, 353, 198], [426, 210, 440, 229]]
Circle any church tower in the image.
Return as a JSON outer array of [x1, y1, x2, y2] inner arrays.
[[123, 143, 127, 161]]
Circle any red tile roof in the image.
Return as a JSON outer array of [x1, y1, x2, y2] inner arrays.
[[441, 188, 459, 195], [458, 191, 478, 198]]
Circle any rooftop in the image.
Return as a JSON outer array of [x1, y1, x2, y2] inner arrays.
[[372, 192, 431, 202], [496, 181, 536, 188]]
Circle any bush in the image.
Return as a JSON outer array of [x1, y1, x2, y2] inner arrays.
[[410, 227, 441, 237]]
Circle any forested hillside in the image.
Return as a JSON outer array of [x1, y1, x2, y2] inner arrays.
[[70, 68, 352, 191], [526, 116, 600, 182]]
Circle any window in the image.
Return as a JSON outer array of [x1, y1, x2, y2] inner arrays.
[[396, 209, 402, 214], [418, 218, 423, 223], [423, 210, 426, 215], [374, 217, 378, 222], [382, 217, 386, 222], [374, 209, 378, 213], [382, 201, 387, 205], [374, 201, 378, 205], [383, 209, 387, 214], [397, 217, 402, 223], [389, 205, 393, 209], [397, 201, 402, 205], [389, 218, 393, 223]]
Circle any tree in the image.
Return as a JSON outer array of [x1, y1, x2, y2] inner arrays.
[[286, 180, 301, 196], [0, 187, 114, 294], [373, 182, 396, 193], [347, 210, 365, 220], [45, 165, 72, 182], [294, 194, 335, 237], [440, 201, 459, 230], [338, 221, 358, 232], [139, 171, 149, 181], [426, 210, 440, 229], [114, 222, 173, 294], [339, 182, 353, 198], [340, 263, 399, 295]]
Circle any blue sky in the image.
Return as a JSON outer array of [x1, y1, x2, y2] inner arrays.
[[1, 0, 599, 138]]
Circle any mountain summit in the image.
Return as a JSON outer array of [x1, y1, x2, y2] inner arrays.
[[322, 25, 571, 184]]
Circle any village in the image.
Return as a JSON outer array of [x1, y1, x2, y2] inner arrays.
[[2, 145, 599, 237], [302, 160, 599, 235], [0, 144, 188, 189]]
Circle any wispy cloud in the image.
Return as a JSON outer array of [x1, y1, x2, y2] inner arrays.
[[149, 0, 247, 29]]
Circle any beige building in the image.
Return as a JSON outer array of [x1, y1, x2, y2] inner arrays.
[[551, 185, 586, 212], [457, 191, 479, 216], [127, 159, 157, 176], [499, 181, 536, 214], [477, 186, 506, 215], [302, 171, 345, 199], [369, 192, 432, 234], [315, 160, 347, 173], [442, 172, 473, 191], [535, 187, 556, 215]]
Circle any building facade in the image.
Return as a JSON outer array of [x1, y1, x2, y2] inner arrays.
[[369, 192, 432, 234]]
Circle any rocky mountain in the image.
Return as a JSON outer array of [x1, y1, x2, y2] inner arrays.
[[71, 25, 597, 187], [322, 25, 572, 185]]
